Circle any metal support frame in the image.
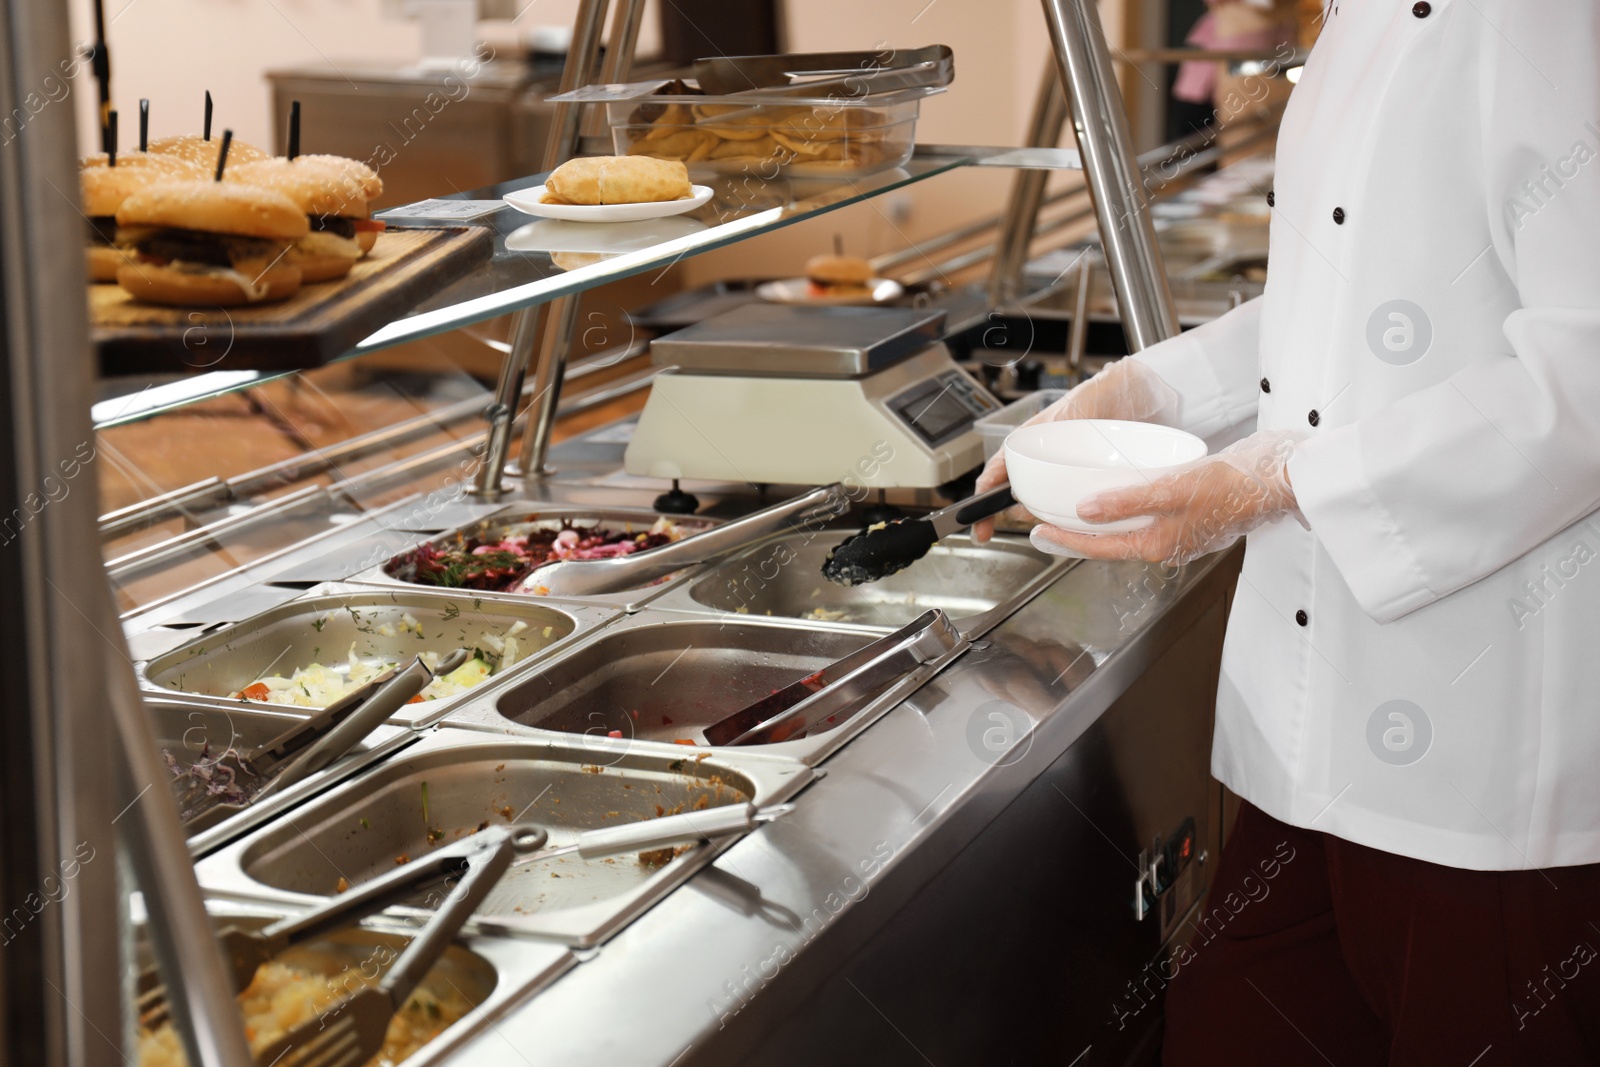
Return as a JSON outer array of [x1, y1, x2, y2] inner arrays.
[[470, 301, 545, 497], [472, 0, 650, 494], [0, 1, 253, 1064], [893, 113, 1280, 289], [581, 0, 648, 139], [470, 0, 614, 498], [988, 63, 1072, 304], [1038, 0, 1180, 351], [512, 0, 649, 480], [1066, 251, 1093, 378], [513, 293, 583, 476]]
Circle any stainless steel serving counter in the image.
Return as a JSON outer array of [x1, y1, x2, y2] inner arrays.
[[123, 421, 1240, 1067], [451, 542, 1235, 1067]]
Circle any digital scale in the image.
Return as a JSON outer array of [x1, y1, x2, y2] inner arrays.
[[624, 304, 1002, 488]]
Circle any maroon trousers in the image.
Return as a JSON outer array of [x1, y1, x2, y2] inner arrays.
[[1162, 802, 1600, 1066]]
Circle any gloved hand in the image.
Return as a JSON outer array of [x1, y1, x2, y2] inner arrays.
[[973, 358, 1179, 543], [1029, 430, 1305, 566]]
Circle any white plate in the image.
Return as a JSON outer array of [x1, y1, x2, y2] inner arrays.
[[502, 184, 713, 222], [503, 216, 707, 255], [756, 277, 905, 306]]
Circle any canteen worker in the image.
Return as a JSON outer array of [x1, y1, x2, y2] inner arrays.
[[977, 1, 1600, 1063]]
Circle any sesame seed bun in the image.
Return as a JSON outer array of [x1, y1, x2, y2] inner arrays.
[[224, 159, 369, 219], [78, 151, 205, 177], [293, 154, 383, 201], [81, 164, 170, 217], [115, 180, 310, 240], [148, 135, 270, 171]]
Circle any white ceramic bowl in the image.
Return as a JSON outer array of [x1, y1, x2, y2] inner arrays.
[[1004, 419, 1207, 533]]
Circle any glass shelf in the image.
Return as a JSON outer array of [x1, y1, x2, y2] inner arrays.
[[356, 155, 971, 352], [93, 154, 973, 429]]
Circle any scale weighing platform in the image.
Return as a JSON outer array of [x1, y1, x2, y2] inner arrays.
[[624, 304, 1001, 488]]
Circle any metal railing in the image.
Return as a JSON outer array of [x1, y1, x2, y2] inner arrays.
[[1038, 0, 1180, 352]]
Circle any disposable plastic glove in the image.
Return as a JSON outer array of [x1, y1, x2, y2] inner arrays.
[[973, 358, 1179, 543], [1029, 430, 1304, 567]]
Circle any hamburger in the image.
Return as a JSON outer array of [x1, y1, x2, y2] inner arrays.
[[804, 253, 875, 299], [114, 180, 307, 305], [225, 159, 372, 282], [272, 154, 387, 252], [294, 154, 383, 199], [147, 134, 269, 172], [79, 159, 203, 281]]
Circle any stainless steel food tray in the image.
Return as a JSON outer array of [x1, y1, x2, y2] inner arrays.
[[194, 727, 814, 947], [648, 530, 1071, 637], [346, 504, 723, 611], [441, 610, 968, 764], [146, 697, 417, 857], [138, 584, 616, 726], [130, 900, 574, 1067]]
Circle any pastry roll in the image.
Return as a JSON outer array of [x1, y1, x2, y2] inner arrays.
[[541, 156, 691, 205]]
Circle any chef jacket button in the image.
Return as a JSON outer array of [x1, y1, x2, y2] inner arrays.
[[1308, 409, 1320, 426], [1332, 206, 1346, 225], [1266, 190, 1275, 207], [1295, 609, 1309, 627], [1260, 377, 1271, 393], [1412, 1, 1431, 16]]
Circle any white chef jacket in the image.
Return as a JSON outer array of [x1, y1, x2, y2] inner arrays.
[[1132, 0, 1600, 870]]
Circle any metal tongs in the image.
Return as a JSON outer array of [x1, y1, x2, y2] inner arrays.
[[169, 649, 469, 833], [692, 44, 955, 98], [137, 821, 544, 1035], [703, 609, 961, 746], [517, 484, 846, 597], [139, 804, 787, 1064], [511, 800, 786, 868]]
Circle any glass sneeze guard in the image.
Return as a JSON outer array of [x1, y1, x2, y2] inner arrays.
[[94, 155, 971, 429], [359, 156, 970, 352]]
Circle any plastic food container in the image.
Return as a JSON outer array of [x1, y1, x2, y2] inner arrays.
[[554, 80, 933, 179], [973, 389, 1066, 461]]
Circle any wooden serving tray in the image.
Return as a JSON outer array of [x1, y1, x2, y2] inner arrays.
[[92, 224, 493, 375]]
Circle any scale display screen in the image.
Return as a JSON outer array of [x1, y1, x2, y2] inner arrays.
[[890, 372, 993, 446]]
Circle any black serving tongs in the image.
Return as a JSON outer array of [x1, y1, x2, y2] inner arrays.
[[168, 649, 469, 833], [703, 609, 961, 746], [139, 821, 543, 1067], [821, 484, 1015, 586], [692, 44, 954, 98]]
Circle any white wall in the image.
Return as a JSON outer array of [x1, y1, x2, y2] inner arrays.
[[66, 0, 661, 154]]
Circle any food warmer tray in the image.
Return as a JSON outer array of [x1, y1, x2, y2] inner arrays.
[[646, 530, 1072, 638], [434, 608, 967, 766], [345, 504, 723, 612], [137, 584, 617, 727], [145, 697, 417, 858], [130, 899, 575, 1067], [191, 727, 814, 947]]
